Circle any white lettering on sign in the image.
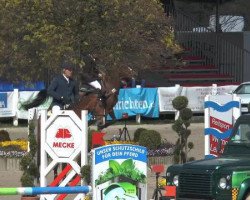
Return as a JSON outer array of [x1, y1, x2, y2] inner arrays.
[[96, 147, 112, 155], [53, 142, 74, 148], [211, 117, 230, 130]]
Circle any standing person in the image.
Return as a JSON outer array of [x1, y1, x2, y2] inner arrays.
[[47, 60, 79, 179], [47, 60, 79, 113]]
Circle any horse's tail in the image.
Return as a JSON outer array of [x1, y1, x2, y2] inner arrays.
[[22, 89, 48, 110]]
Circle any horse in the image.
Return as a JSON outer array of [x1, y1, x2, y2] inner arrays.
[[21, 68, 125, 130], [21, 68, 126, 180], [71, 69, 122, 129]]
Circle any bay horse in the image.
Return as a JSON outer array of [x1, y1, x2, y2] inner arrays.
[[22, 69, 124, 179], [22, 68, 124, 130], [72, 69, 122, 129]]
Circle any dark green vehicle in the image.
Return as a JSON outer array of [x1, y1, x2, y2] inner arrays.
[[165, 114, 250, 200]]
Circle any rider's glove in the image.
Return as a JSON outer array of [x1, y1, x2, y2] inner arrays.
[[61, 96, 70, 104]]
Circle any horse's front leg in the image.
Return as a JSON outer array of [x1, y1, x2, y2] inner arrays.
[[109, 109, 117, 123], [102, 109, 117, 129]]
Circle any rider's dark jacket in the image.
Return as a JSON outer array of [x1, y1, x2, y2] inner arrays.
[[47, 74, 78, 109], [80, 53, 101, 84]]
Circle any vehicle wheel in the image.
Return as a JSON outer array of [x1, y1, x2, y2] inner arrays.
[[245, 193, 250, 200]]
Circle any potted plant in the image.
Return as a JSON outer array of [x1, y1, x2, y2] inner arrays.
[[19, 120, 39, 200]]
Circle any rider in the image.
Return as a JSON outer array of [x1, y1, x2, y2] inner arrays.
[[80, 54, 106, 97], [47, 60, 79, 113]]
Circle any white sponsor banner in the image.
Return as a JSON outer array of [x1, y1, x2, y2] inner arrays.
[[181, 86, 214, 112], [217, 85, 238, 94], [180, 85, 238, 112], [0, 91, 16, 117], [158, 85, 182, 112]]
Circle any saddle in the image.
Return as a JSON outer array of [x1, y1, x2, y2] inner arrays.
[[79, 85, 106, 99]]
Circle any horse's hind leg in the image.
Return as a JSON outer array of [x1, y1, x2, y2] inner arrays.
[[98, 109, 117, 130]]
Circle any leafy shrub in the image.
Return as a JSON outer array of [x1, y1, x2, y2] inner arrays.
[[139, 130, 161, 150], [0, 130, 10, 142], [133, 128, 147, 142], [20, 120, 39, 187], [180, 107, 193, 121], [172, 96, 188, 110], [81, 165, 91, 184], [172, 96, 194, 164]]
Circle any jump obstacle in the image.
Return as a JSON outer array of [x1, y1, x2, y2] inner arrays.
[[0, 186, 91, 196], [0, 109, 91, 200]]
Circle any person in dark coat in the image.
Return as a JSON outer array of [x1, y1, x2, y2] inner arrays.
[[47, 60, 79, 178], [79, 53, 110, 99], [80, 54, 102, 90], [47, 61, 79, 112]]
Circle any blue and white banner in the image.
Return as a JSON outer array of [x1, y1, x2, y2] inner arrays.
[[94, 144, 147, 165], [0, 91, 17, 117], [114, 88, 159, 119]]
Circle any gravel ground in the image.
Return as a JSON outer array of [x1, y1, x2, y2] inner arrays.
[[0, 121, 205, 200]]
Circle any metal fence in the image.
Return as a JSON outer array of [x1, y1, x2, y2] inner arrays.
[[173, 8, 250, 82]]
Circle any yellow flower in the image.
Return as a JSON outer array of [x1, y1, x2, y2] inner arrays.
[[0, 139, 28, 151], [158, 177, 167, 188], [104, 140, 138, 145]]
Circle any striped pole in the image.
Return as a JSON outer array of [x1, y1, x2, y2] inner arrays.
[[0, 186, 91, 196]]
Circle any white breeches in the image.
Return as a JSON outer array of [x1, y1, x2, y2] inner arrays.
[[89, 80, 102, 90], [52, 105, 61, 114]]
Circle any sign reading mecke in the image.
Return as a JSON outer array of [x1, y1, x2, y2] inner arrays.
[[46, 115, 82, 158]]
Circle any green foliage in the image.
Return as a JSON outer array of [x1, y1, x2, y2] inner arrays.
[[20, 173, 36, 187], [81, 165, 91, 184], [172, 119, 184, 134], [0, 0, 176, 82], [20, 120, 39, 188], [172, 96, 189, 111], [0, 130, 11, 142], [180, 108, 193, 121], [188, 141, 194, 150], [133, 128, 147, 142], [95, 159, 146, 185], [172, 96, 194, 164], [138, 130, 161, 150]]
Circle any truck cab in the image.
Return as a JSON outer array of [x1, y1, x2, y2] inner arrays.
[[165, 114, 250, 200]]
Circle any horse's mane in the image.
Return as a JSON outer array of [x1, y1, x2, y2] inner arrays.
[[22, 89, 48, 110]]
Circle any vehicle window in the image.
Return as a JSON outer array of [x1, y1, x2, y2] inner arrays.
[[232, 123, 250, 141], [235, 86, 244, 94], [245, 85, 250, 93]]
